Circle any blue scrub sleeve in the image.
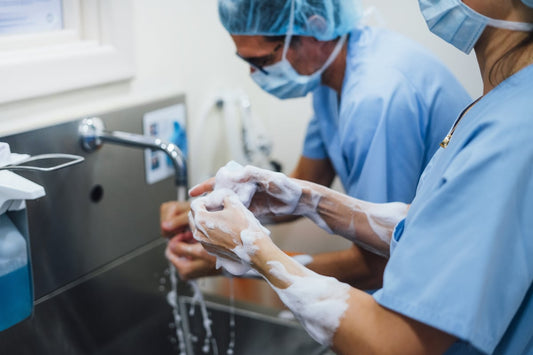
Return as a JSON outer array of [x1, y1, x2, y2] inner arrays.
[[374, 119, 533, 353], [302, 115, 329, 160]]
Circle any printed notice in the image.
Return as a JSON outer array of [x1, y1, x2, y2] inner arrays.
[[143, 104, 188, 185]]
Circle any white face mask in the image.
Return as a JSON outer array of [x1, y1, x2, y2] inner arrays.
[[251, 34, 347, 99], [419, 0, 533, 54]]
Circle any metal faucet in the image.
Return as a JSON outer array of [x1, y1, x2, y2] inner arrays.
[[78, 117, 187, 189]]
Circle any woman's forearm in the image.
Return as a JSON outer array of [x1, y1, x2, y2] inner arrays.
[[190, 186, 451, 353], [331, 288, 457, 355], [251, 239, 455, 354], [251, 239, 353, 346]]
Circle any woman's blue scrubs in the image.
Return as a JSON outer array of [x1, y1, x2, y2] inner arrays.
[[374, 64, 533, 354]]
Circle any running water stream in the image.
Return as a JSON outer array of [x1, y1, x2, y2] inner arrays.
[[189, 280, 218, 354], [167, 264, 187, 355], [166, 186, 223, 355], [227, 277, 236, 355]]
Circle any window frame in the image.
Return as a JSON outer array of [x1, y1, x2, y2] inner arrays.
[[0, 0, 135, 104]]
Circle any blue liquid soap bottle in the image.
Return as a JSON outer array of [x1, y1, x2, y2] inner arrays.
[[0, 214, 32, 331], [0, 143, 46, 331]]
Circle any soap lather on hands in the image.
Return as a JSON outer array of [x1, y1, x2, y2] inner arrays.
[[190, 160, 304, 220], [189, 188, 272, 276], [191, 161, 405, 256], [188, 161, 315, 281], [163, 161, 316, 280], [188, 166, 353, 346]]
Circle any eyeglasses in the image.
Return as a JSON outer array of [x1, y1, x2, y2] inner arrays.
[[236, 43, 282, 75]]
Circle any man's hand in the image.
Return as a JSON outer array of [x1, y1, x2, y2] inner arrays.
[[160, 200, 192, 238], [165, 235, 220, 280]]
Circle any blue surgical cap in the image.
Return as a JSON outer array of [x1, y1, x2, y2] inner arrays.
[[523, 0, 533, 7], [218, 0, 363, 41]]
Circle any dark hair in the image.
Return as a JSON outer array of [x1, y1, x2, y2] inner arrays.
[[264, 35, 286, 42], [264, 35, 302, 47], [489, 30, 533, 85]]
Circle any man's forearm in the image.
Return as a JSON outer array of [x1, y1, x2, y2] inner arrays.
[[307, 245, 387, 289], [297, 180, 408, 256]]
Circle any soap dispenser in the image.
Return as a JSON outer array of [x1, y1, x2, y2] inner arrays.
[[0, 214, 33, 331], [0, 143, 45, 331]]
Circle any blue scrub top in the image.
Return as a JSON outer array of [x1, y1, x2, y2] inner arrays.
[[374, 64, 533, 354], [303, 26, 471, 203]]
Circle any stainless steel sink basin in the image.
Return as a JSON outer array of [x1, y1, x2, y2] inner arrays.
[[178, 296, 333, 355]]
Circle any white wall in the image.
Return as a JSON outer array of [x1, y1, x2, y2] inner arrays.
[[0, 0, 482, 255], [362, 0, 482, 96]]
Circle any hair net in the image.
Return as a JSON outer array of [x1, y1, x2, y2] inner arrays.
[[218, 0, 363, 41]]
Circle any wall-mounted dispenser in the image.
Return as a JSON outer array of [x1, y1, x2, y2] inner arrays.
[[0, 142, 83, 332], [0, 143, 45, 331]]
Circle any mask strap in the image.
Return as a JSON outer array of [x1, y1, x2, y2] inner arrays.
[[282, 0, 296, 59], [486, 18, 533, 31], [460, 1, 533, 31], [282, 0, 347, 75], [316, 34, 348, 75]]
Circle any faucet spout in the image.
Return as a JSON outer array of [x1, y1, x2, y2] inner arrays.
[[79, 117, 187, 190]]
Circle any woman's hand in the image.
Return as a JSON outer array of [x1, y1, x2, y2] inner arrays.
[[189, 188, 273, 275]]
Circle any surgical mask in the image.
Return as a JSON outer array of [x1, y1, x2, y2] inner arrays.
[[251, 34, 347, 99], [419, 0, 533, 54], [250, 0, 347, 99]]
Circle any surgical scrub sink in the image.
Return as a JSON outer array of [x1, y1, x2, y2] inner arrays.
[[0, 96, 330, 355]]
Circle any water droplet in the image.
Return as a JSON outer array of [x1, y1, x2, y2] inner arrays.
[[166, 290, 177, 307]]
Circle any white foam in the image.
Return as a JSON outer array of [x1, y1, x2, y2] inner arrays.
[[294, 187, 332, 233], [266, 260, 350, 346], [214, 161, 303, 217], [214, 161, 257, 207], [215, 255, 249, 276], [190, 162, 361, 346], [212, 162, 335, 237], [190, 188, 271, 276], [345, 201, 408, 244], [291, 254, 313, 266], [364, 202, 407, 243]]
